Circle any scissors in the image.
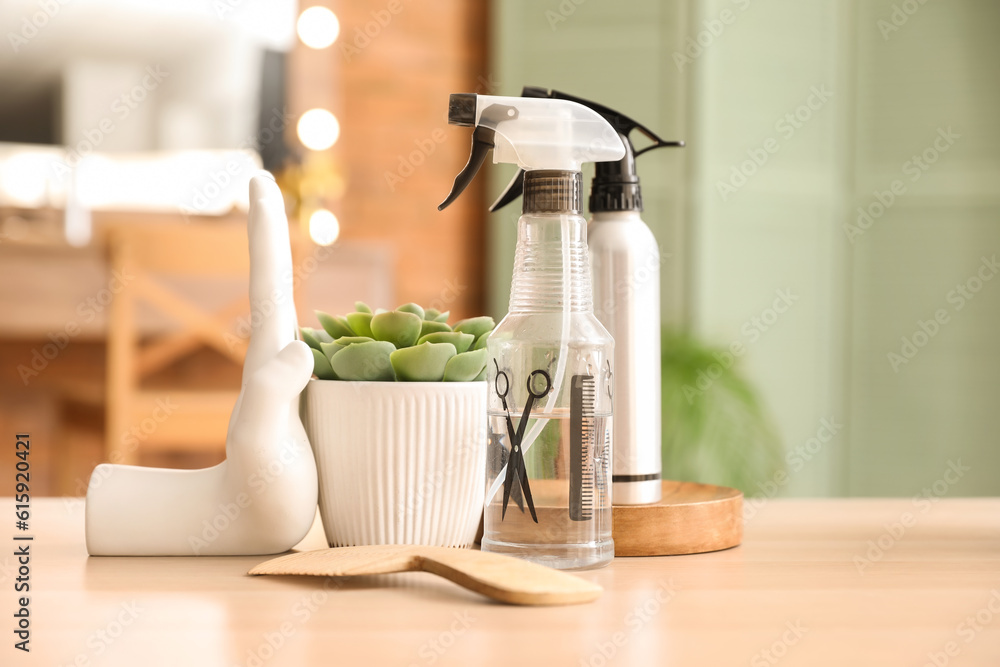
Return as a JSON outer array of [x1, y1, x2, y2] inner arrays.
[[495, 361, 551, 522]]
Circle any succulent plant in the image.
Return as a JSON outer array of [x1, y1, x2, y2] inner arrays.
[[301, 302, 495, 382]]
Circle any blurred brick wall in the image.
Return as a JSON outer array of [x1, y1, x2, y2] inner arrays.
[[290, 0, 490, 320]]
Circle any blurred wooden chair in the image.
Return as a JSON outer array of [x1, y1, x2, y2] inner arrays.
[[102, 219, 307, 465]]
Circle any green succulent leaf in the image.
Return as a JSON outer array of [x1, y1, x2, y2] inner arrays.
[[473, 366, 487, 381], [419, 320, 452, 337], [300, 327, 333, 350], [390, 342, 457, 381], [330, 341, 396, 381], [434, 310, 450, 323], [442, 348, 487, 382], [345, 312, 374, 338], [370, 310, 422, 348], [396, 302, 425, 319], [424, 308, 441, 320], [354, 301, 372, 314], [316, 310, 354, 339], [299, 327, 319, 349], [320, 341, 347, 362], [311, 348, 337, 380], [334, 336, 374, 346], [472, 332, 489, 350], [453, 316, 495, 339], [418, 331, 474, 354]]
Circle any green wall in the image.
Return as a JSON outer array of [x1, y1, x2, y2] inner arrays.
[[489, 0, 1000, 497]]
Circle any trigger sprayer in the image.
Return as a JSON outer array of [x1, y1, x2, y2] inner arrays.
[[491, 87, 685, 506], [438, 93, 624, 569]]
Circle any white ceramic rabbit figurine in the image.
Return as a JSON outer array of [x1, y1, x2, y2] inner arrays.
[[86, 172, 318, 556]]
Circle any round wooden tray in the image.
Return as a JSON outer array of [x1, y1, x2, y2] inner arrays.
[[612, 480, 743, 557], [478, 480, 743, 557]]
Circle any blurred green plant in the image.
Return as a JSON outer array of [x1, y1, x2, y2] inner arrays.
[[301, 302, 494, 382], [660, 329, 785, 496]]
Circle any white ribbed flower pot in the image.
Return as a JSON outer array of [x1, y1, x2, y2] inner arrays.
[[303, 379, 486, 548]]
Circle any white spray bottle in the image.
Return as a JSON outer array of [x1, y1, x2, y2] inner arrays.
[[439, 93, 625, 568]]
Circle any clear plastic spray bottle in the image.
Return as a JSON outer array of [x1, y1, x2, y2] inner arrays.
[[438, 93, 625, 569]]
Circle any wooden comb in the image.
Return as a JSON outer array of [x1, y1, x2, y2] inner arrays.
[[249, 545, 602, 606]]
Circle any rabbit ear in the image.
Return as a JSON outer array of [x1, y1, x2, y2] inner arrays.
[[243, 171, 298, 383]]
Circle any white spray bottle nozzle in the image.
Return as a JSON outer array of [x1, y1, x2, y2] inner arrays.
[[438, 93, 625, 211]]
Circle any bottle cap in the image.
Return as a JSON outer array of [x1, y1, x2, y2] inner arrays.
[[590, 136, 643, 212], [524, 171, 582, 214], [437, 94, 624, 212]]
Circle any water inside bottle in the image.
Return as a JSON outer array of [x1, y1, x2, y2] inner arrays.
[[482, 409, 614, 570]]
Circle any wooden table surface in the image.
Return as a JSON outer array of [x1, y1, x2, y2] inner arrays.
[[2, 497, 999, 666]]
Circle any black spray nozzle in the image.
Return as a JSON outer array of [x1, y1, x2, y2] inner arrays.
[[490, 87, 684, 213], [438, 98, 519, 211], [447, 93, 477, 127], [438, 125, 495, 211]]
